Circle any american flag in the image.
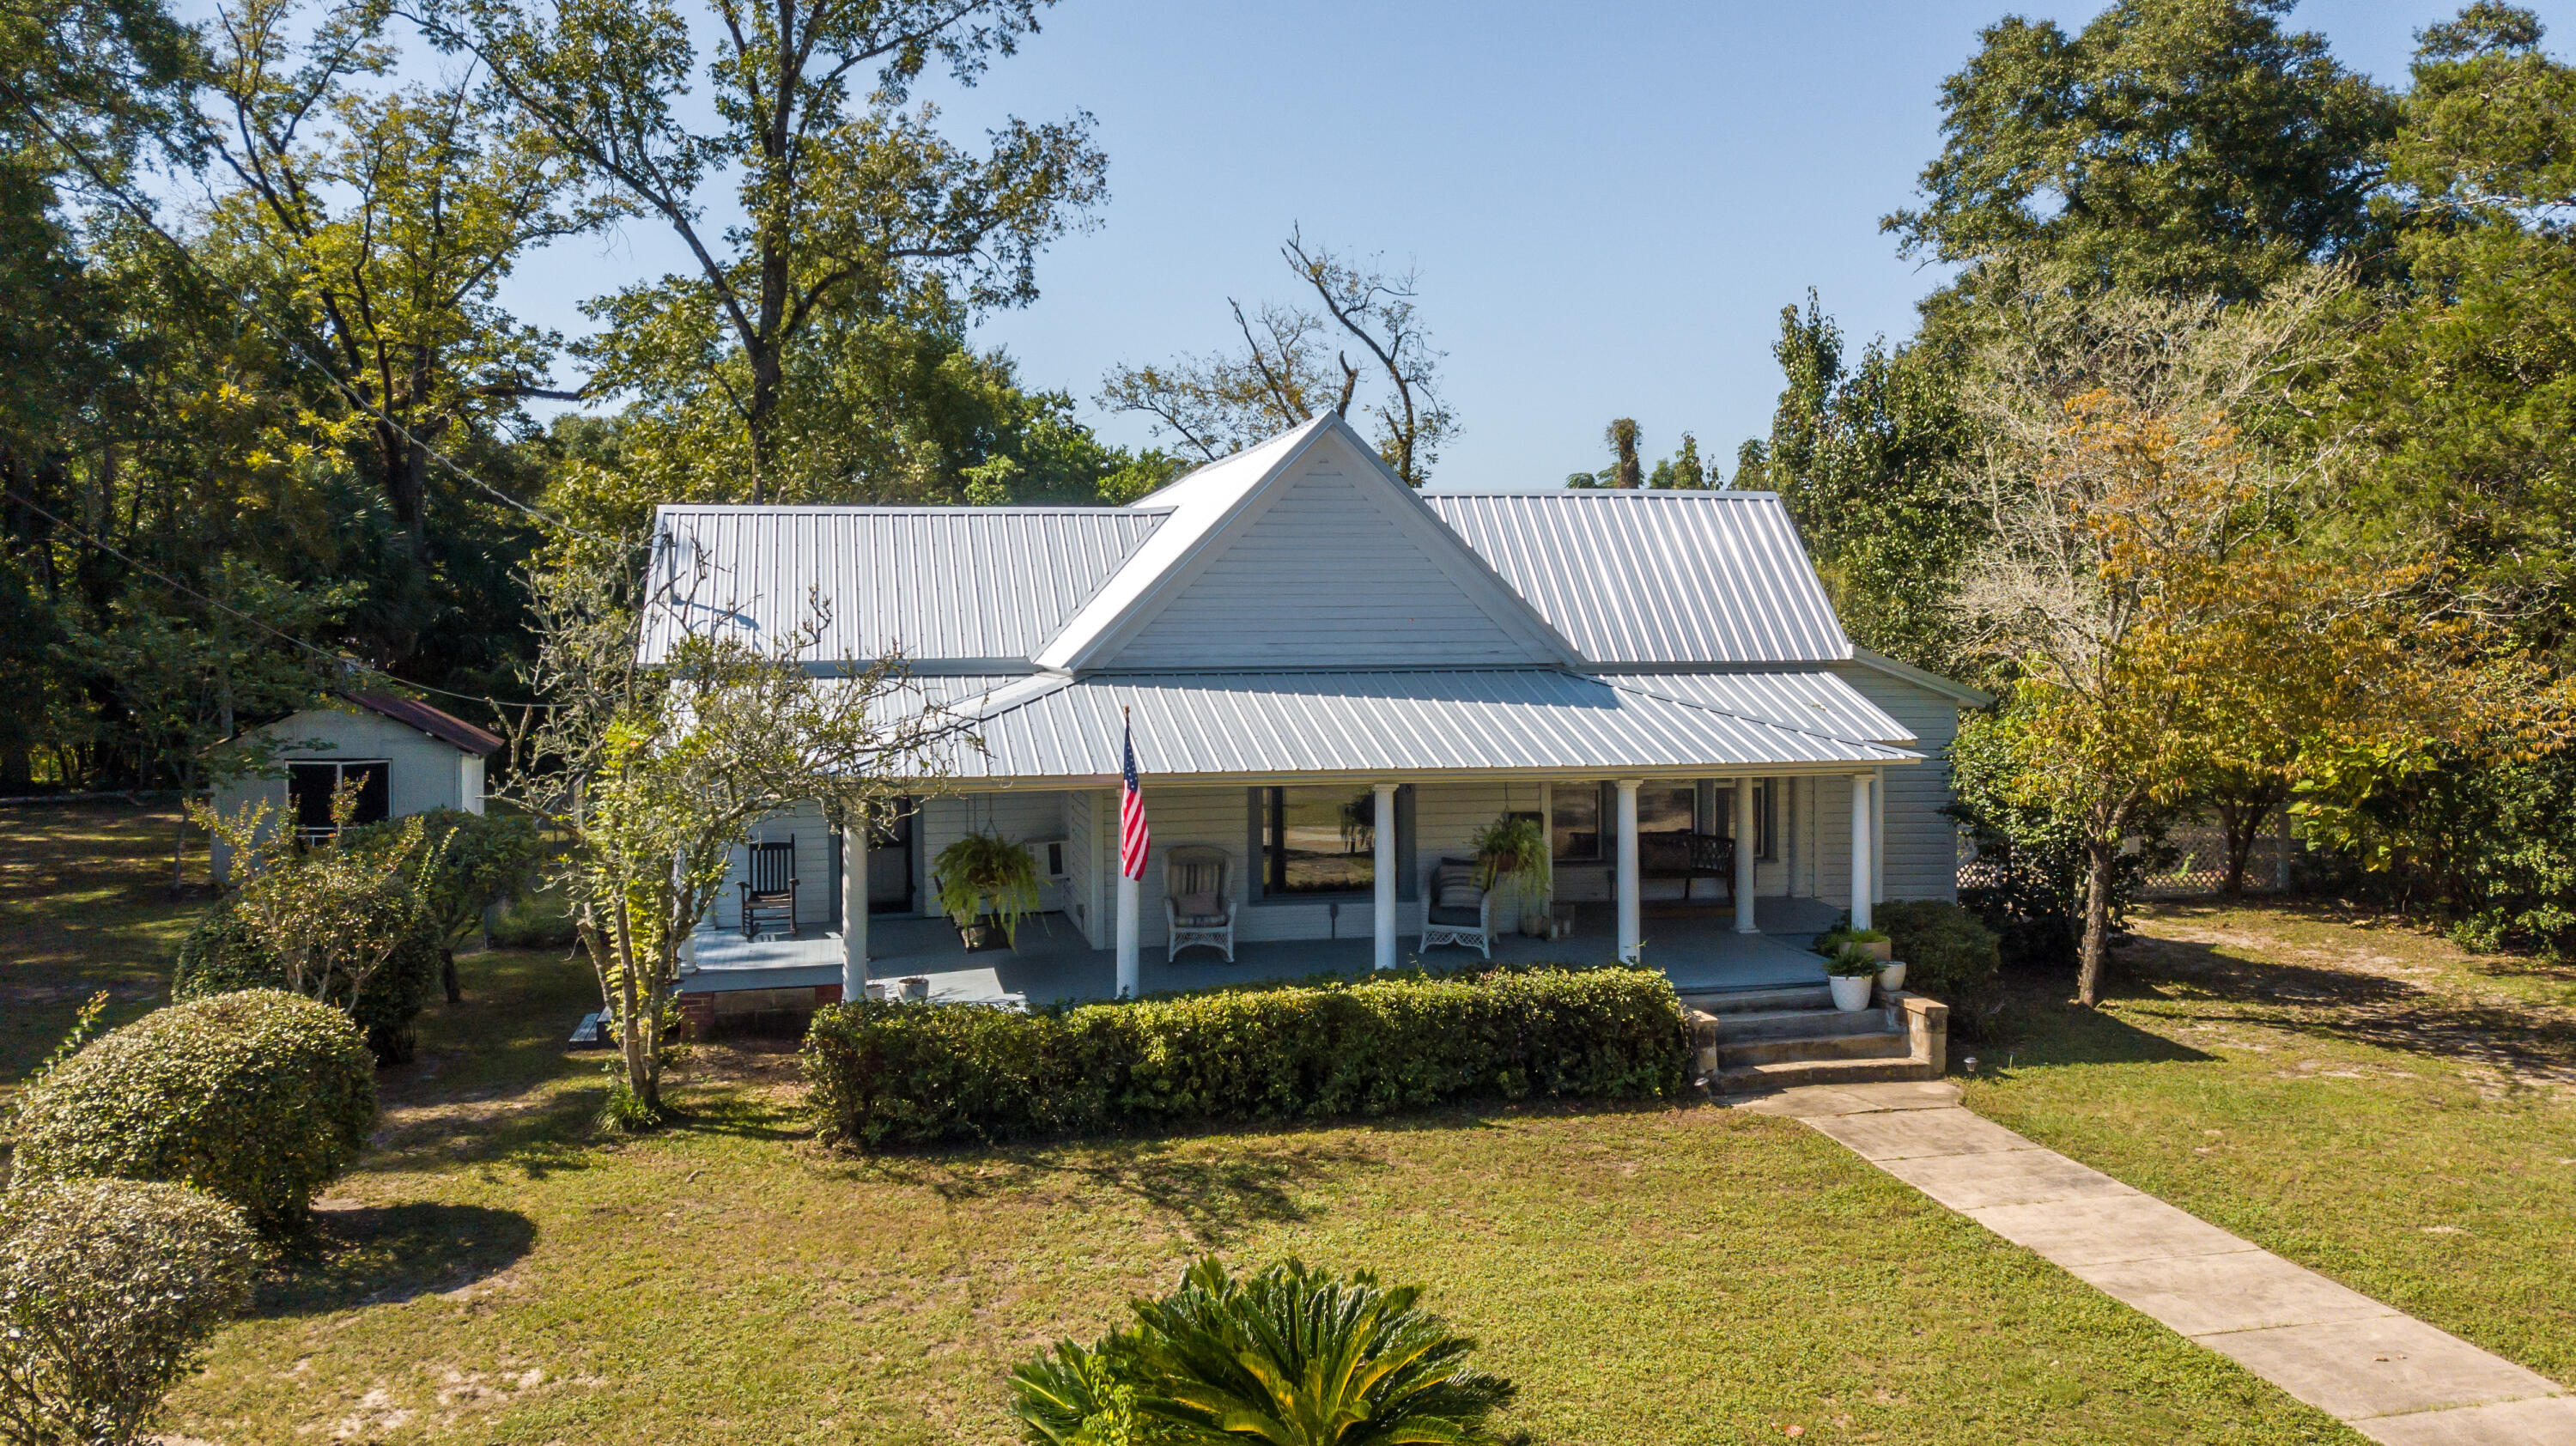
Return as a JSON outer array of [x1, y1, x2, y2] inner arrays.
[[1119, 712, 1150, 880]]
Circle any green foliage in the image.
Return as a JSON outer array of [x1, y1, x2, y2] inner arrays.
[[343, 807, 538, 952], [1813, 927, 1889, 951], [1467, 813, 1551, 927], [189, 793, 447, 1060], [1871, 901, 2004, 1035], [0, 1177, 260, 1446], [2296, 741, 2576, 958], [171, 897, 440, 1063], [8, 990, 377, 1232], [1825, 945, 1884, 978], [1888, 0, 2397, 302], [804, 966, 1691, 1148], [485, 885, 579, 949], [1735, 294, 1980, 677], [1949, 710, 2168, 972], [1009, 1256, 1516, 1446], [931, 831, 1044, 945]]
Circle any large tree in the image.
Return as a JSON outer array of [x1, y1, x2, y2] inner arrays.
[[418, 0, 1107, 504], [1888, 0, 2397, 306], [2335, 3, 2576, 658], [1736, 294, 1981, 676], [1100, 229, 1456, 485], [204, 0, 611, 565]]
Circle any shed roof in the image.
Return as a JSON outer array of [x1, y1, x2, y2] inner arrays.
[[343, 693, 503, 756], [642, 506, 1167, 669], [919, 668, 1916, 785], [1421, 491, 1851, 666]]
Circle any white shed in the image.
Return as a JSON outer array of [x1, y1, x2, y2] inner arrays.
[[209, 693, 501, 883]]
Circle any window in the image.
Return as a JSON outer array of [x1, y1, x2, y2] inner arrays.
[[1551, 783, 1601, 862], [288, 760, 389, 842], [1637, 785, 1695, 835], [1258, 787, 1377, 895], [1717, 782, 1777, 861]]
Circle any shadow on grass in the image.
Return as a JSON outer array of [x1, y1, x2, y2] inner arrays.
[[851, 1131, 1392, 1247], [2130, 936, 2576, 1083], [260, 1200, 538, 1317]]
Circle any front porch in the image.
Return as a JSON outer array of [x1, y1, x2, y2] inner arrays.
[[677, 896, 1842, 1010]]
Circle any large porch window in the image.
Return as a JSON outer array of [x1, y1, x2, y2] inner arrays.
[[1717, 782, 1778, 861], [1256, 787, 1378, 895], [289, 760, 389, 842]]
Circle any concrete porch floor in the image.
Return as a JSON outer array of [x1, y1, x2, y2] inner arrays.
[[678, 896, 1842, 1007]]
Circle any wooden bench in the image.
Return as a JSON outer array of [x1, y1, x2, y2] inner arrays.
[[1636, 831, 1735, 904]]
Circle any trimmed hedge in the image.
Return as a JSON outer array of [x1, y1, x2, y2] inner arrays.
[[805, 966, 1691, 1148], [0, 1178, 259, 1444], [9, 990, 378, 1231], [173, 901, 440, 1063]]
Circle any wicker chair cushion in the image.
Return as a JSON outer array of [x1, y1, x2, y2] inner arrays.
[[1425, 903, 1485, 927], [1176, 891, 1225, 926]]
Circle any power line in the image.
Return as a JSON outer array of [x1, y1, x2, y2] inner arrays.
[[2, 488, 550, 712], [2, 82, 614, 546]]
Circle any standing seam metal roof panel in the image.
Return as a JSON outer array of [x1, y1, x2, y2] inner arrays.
[[1422, 492, 1852, 666], [641, 506, 1169, 665], [928, 670, 1915, 782]]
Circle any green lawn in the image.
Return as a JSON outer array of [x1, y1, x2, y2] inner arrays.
[[26, 803, 2554, 1444], [1965, 901, 2576, 1387]]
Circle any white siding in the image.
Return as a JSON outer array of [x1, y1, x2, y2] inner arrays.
[[915, 791, 1072, 917], [1109, 465, 1549, 669], [1832, 663, 1967, 902], [1064, 789, 1100, 945]]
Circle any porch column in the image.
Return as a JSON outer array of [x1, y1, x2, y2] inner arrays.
[[1614, 778, 1642, 963], [841, 818, 868, 999], [1371, 781, 1399, 971], [1850, 772, 1874, 932], [1734, 776, 1759, 934]]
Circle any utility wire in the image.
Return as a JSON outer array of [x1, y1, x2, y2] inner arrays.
[[3, 488, 551, 711], [2, 83, 615, 546]]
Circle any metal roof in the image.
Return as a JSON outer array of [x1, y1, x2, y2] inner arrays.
[[924, 669, 1916, 784], [1600, 671, 1915, 744], [642, 507, 1168, 667], [1421, 491, 1853, 666]]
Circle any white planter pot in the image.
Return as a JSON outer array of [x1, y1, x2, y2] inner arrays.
[[1878, 961, 1907, 993], [1828, 975, 1875, 1012]]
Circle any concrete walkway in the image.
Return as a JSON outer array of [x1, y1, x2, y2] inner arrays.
[[1739, 1081, 2576, 1445]]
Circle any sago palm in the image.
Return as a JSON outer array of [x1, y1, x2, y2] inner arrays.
[[1136, 1257, 1513, 1445]]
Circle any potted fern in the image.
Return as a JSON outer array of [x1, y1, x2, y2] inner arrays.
[[933, 832, 1042, 951], [1826, 943, 1881, 1012], [1470, 813, 1553, 937]]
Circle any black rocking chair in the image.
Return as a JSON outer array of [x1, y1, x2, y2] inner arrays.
[[739, 837, 798, 939]]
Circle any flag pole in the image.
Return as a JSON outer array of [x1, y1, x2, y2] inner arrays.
[[1115, 705, 1141, 999]]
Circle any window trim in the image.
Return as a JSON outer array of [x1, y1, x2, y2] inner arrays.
[[1248, 785, 1413, 903]]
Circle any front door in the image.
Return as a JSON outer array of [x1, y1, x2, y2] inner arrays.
[[867, 799, 914, 914]]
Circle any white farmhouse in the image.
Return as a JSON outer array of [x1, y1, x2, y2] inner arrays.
[[649, 415, 1987, 1036]]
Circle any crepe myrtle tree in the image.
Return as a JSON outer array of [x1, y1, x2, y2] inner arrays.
[[497, 539, 967, 1122]]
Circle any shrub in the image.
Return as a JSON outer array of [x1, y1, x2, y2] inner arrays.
[[0, 1178, 259, 1446], [1947, 709, 2174, 970], [1008, 1256, 1514, 1446], [805, 965, 1690, 1147], [9, 990, 377, 1232], [1874, 900, 2004, 1038], [173, 901, 440, 1064], [344, 807, 539, 1000]]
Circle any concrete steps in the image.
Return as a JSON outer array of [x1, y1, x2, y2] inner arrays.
[[1685, 990, 1951, 1094]]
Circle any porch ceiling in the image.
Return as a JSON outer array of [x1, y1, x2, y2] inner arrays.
[[916, 667, 1919, 787]]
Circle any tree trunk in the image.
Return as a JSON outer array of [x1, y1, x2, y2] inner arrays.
[[2078, 838, 2117, 1006], [440, 945, 462, 1004]]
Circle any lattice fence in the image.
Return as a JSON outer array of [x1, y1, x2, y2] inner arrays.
[[1956, 814, 2300, 898]]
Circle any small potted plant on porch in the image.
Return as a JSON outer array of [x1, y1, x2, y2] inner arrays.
[[1470, 813, 1553, 937], [933, 832, 1042, 952], [1825, 944, 1881, 1012]]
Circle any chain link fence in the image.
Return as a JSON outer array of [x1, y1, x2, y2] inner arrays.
[[1956, 810, 2302, 899]]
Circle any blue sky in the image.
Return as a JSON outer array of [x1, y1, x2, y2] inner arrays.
[[489, 0, 2576, 492]]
